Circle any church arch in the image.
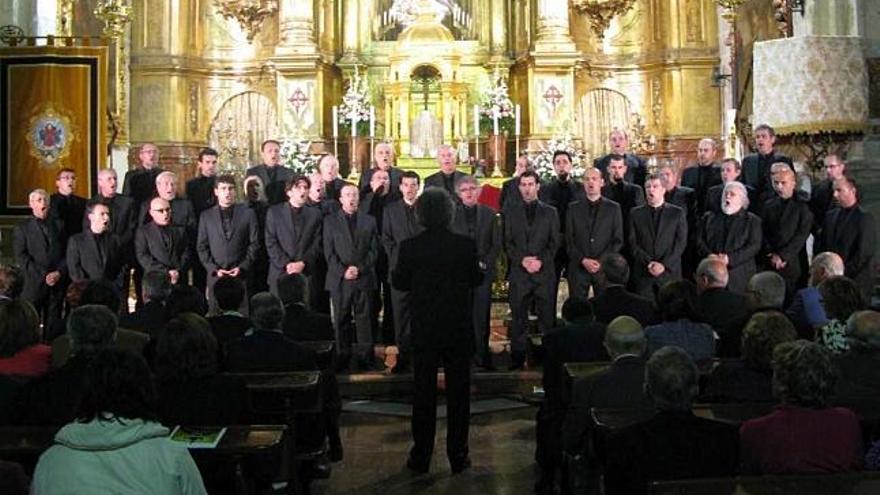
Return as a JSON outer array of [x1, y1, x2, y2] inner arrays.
[[578, 88, 633, 160], [207, 91, 280, 174]]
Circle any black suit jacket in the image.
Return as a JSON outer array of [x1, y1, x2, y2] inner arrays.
[[359, 167, 403, 194], [741, 151, 793, 196], [49, 193, 87, 245], [681, 163, 722, 216], [500, 176, 525, 210], [601, 181, 645, 247], [817, 206, 876, 298], [392, 228, 482, 353], [381, 200, 423, 274], [185, 175, 217, 216], [664, 186, 697, 230], [135, 222, 191, 274], [323, 177, 348, 202], [697, 210, 762, 293], [224, 329, 318, 372], [594, 153, 647, 186], [695, 287, 749, 357], [207, 313, 252, 347], [424, 170, 466, 198], [245, 164, 295, 205], [122, 167, 163, 205], [13, 217, 67, 301], [322, 210, 379, 291], [451, 204, 501, 279], [265, 202, 323, 289], [591, 286, 656, 326], [759, 196, 812, 275], [282, 303, 334, 342], [504, 200, 560, 285], [809, 178, 834, 234], [565, 198, 623, 288], [66, 230, 123, 285], [540, 178, 586, 235], [88, 194, 136, 250], [197, 204, 259, 276], [137, 197, 196, 234], [628, 203, 688, 287]]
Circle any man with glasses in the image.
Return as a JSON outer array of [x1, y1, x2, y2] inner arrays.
[[135, 197, 190, 285]]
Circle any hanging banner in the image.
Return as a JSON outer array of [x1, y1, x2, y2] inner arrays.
[[1, 44, 107, 216]]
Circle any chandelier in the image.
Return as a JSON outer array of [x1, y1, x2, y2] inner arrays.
[[572, 0, 636, 39], [214, 0, 278, 43]]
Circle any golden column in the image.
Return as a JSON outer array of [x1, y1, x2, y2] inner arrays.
[[94, 0, 133, 145], [342, 0, 360, 62], [490, 0, 509, 62]]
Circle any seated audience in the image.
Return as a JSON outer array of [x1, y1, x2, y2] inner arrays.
[[13, 305, 118, 425], [694, 256, 749, 357], [702, 311, 796, 402], [207, 277, 251, 346], [834, 310, 880, 400], [817, 276, 865, 354], [739, 340, 863, 474], [591, 254, 656, 326], [154, 313, 246, 426], [787, 252, 844, 339], [277, 274, 333, 342], [30, 348, 207, 494], [165, 284, 209, 319], [645, 280, 715, 362], [119, 270, 170, 336], [0, 300, 51, 377], [746, 271, 786, 311], [604, 346, 739, 495]]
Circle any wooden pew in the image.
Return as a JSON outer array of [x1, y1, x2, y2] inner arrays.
[[650, 472, 880, 495]]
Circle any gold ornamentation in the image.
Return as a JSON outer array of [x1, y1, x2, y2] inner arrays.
[[25, 104, 78, 168], [213, 0, 279, 43], [94, 0, 132, 38], [95, 0, 132, 144], [651, 77, 662, 128], [714, 0, 747, 27], [0, 25, 25, 47], [572, 0, 637, 39]]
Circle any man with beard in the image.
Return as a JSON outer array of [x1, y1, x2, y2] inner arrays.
[[361, 168, 399, 345], [135, 197, 190, 285], [566, 168, 623, 299], [319, 154, 348, 202], [501, 154, 533, 210], [324, 183, 380, 371], [540, 150, 586, 289], [197, 175, 259, 314], [705, 158, 757, 214], [697, 182, 762, 294], [760, 165, 812, 299], [49, 168, 87, 246], [628, 174, 688, 299], [601, 154, 645, 253], [14, 189, 66, 325], [123, 143, 163, 205], [265, 176, 323, 299], [810, 153, 845, 235], [67, 201, 124, 289], [246, 139, 294, 205], [382, 171, 423, 372], [816, 175, 877, 302], [741, 124, 794, 198], [425, 144, 466, 200], [681, 138, 722, 217], [451, 175, 501, 370], [186, 148, 219, 291], [593, 129, 647, 186], [505, 171, 559, 370], [359, 142, 402, 194]]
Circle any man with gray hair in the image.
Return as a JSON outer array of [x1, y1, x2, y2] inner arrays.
[[392, 187, 482, 475], [604, 346, 739, 494], [786, 252, 844, 339], [14, 188, 66, 324], [424, 144, 465, 199], [697, 181, 762, 293], [746, 271, 786, 311], [705, 158, 757, 214], [694, 256, 749, 357]]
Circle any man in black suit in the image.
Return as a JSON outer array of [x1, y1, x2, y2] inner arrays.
[[265, 175, 323, 299], [809, 153, 845, 235], [680, 138, 722, 217], [816, 175, 877, 301], [382, 171, 423, 371], [424, 144, 466, 199], [324, 183, 380, 371], [705, 158, 758, 214], [500, 154, 531, 210], [305, 172, 338, 314], [694, 257, 749, 357], [361, 168, 400, 343], [185, 148, 219, 291], [318, 154, 348, 201], [92, 169, 137, 304], [123, 143, 163, 205], [741, 124, 794, 199], [593, 129, 647, 186], [392, 187, 483, 475], [277, 274, 334, 342], [49, 168, 87, 247], [245, 139, 294, 205], [66, 200, 124, 289], [628, 174, 688, 299], [452, 175, 501, 369], [566, 168, 623, 300], [135, 197, 191, 285], [359, 142, 403, 194], [540, 150, 586, 289], [118, 270, 170, 337], [601, 154, 645, 253], [136, 171, 196, 232], [197, 175, 260, 314], [505, 171, 560, 369], [206, 276, 252, 346], [591, 253, 655, 326], [604, 347, 738, 495], [13, 189, 66, 324], [659, 164, 698, 278], [760, 165, 812, 299], [697, 181, 763, 294]]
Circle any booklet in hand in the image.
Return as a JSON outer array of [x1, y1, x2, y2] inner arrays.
[[169, 426, 227, 449]]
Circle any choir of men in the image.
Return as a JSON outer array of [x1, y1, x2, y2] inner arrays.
[[594, 129, 647, 186], [246, 139, 293, 205]]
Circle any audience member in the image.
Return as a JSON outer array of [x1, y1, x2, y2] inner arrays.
[[165, 284, 209, 318], [30, 348, 207, 494], [645, 280, 715, 362], [604, 346, 739, 495], [693, 256, 749, 357], [277, 274, 333, 342], [817, 276, 865, 354], [119, 270, 170, 336], [739, 340, 863, 474], [0, 300, 51, 377], [702, 311, 796, 402], [834, 310, 880, 400], [746, 271, 786, 311], [206, 276, 251, 346], [0, 264, 22, 302], [591, 253, 655, 326], [786, 252, 844, 339]]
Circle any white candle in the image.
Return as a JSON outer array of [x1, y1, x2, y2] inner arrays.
[[473, 105, 479, 136], [369, 106, 375, 138], [332, 106, 338, 138], [515, 104, 521, 136], [493, 112, 499, 136], [352, 112, 358, 138]]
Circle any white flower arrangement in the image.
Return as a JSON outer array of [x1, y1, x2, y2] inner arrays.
[[478, 72, 515, 134], [337, 68, 372, 135], [532, 135, 587, 182], [280, 139, 320, 176]]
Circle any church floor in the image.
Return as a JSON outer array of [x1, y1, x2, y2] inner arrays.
[[311, 406, 538, 494]]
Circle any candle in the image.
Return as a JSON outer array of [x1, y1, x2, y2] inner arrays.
[[352, 112, 358, 138], [493, 112, 499, 136], [473, 105, 479, 137], [332, 106, 338, 138], [515, 104, 521, 136], [369, 106, 375, 138]]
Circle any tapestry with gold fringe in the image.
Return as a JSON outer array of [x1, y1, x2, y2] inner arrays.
[[1, 44, 107, 216]]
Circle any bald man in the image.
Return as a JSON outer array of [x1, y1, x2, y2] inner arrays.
[[681, 138, 722, 216], [693, 257, 749, 357], [123, 143, 163, 205], [135, 197, 191, 285], [760, 165, 812, 299], [359, 142, 403, 195]]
